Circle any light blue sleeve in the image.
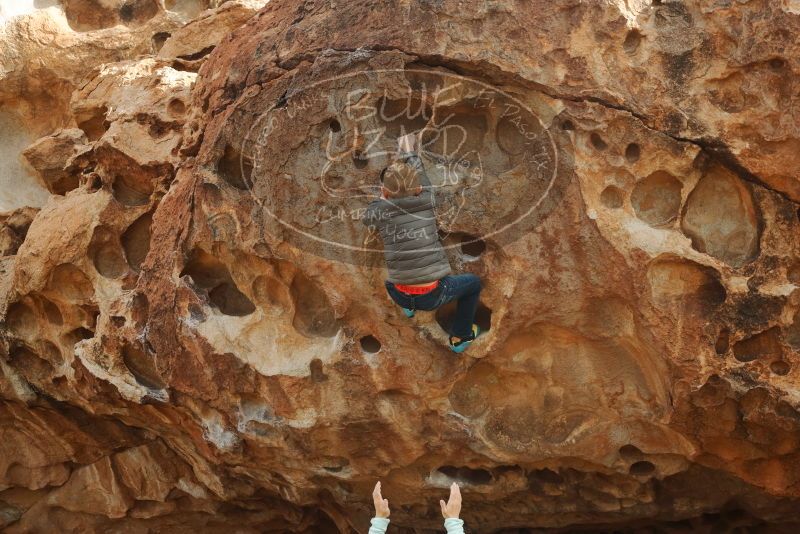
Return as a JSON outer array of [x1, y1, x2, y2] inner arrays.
[[368, 517, 390, 534], [444, 518, 465, 534]]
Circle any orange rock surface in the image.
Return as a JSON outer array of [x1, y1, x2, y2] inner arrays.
[[2, 0, 800, 532]]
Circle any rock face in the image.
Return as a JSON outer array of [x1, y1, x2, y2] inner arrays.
[[2, 0, 800, 532]]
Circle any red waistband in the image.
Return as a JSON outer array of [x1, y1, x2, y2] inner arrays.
[[394, 280, 439, 295]]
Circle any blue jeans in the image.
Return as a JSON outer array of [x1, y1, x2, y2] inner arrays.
[[385, 274, 482, 339]]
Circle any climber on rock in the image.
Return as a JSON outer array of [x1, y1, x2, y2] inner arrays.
[[369, 481, 465, 533], [361, 133, 483, 353]]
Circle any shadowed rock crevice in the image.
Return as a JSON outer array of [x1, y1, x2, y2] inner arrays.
[[63, 0, 160, 32], [288, 271, 339, 338], [180, 248, 255, 317], [89, 226, 128, 279], [121, 212, 153, 272], [112, 172, 156, 207], [435, 300, 492, 334], [217, 144, 253, 190], [122, 342, 166, 389], [732, 327, 783, 363], [435, 465, 493, 486], [75, 106, 110, 142], [647, 256, 726, 313]]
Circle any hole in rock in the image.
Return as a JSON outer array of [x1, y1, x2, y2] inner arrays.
[[10, 346, 53, 375], [561, 120, 574, 131], [496, 115, 531, 155], [681, 164, 760, 268], [787, 262, 800, 284], [145, 117, 171, 139], [89, 226, 127, 279], [647, 257, 726, 311], [437, 466, 493, 485], [459, 234, 486, 258], [309, 358, 327, 382], [352, 151, 369, 169], [167, 99, 186, 118], [732, 327, 782, 363], [715, 327, 730, 355], [131, 292, 149, 325], [435, 301, 492, 335], [625, 143, 641, 163], [40, 298, 63, 326], [111, 315, 125, 327], [178, 45, 216, 62], [122, 342, 166, 389], [290, 272, 339, 338], [181, 248, 230, 288], [600, 185, 624, 209], [62, 0, 117, 32], [119, 0, 159, 24], [623, 29, 642, 54], [122, 212, 152, 272], [360, 335, 381, 353], [376, 96, 431, 139], [422, 103, 488, 158], [52, 376, 68, 388], [590, 132, 608, 151], [629, 461, 655, 476], [181, 248, 255, 316], [493, 465, 524, 477], [217, 144, 253, 190], [769, 58, 787, 70], [48, 264, 94, 302], [86, 307, 100, 329], [787, 312, 800, 350], [69, 327, 95, 341], [76, 106, 109, 141], [619, 444, 642, 459], [7, 301, 37, 338], [770, 360, 790, 376], [165, 0, 210, 19], [528, 468, 563, 485], [152, 32, 171, 52], [328, 119, 341, 132], [631, 170, 682, 226], [88, 173, 103, 192], [209, 283, 256, 317], [171, 59, 200, 73], [321, 456, 349, 472], [112, 173, 154, 206]]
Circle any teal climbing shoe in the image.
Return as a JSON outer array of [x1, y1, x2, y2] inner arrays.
[[449, 324, 480, 353], [402, 308, 415, 318]]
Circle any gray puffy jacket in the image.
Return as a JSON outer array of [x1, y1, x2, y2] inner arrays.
[[361, 151, 452, 284]]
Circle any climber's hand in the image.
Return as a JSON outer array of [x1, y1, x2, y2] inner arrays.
[[439, 482, 462, 519], [397, 133, 417, 153], [373, 481, 390, 518]]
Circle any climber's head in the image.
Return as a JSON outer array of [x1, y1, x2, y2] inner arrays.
[[380, 160, 422, 199]]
